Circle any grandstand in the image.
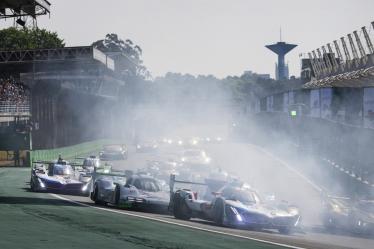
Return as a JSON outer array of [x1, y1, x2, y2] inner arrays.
[[0, 45, 126, 167]]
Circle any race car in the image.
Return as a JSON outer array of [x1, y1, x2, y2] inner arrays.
[[136, 141, 159, 153], [91, 173, 170, 212], [169, 175, 301, 234], [74, 155, 101, 173], [30, 160, 91, 196], [144, 159, 180, 182], [321, 195, 374, 234], [99, 144, 128, 160], [180, 149, 211, 165], [202, 136, 223, 144]]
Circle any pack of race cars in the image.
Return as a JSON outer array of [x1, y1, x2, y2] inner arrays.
[[29, 139, 374, 236]]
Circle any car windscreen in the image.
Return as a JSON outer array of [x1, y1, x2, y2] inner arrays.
[[222, 187, 257, 205], [53, 164, 73, 176], [134, 178, 161, 192]]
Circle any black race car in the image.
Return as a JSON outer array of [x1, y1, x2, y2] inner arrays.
[[322, 195, 374, 234]]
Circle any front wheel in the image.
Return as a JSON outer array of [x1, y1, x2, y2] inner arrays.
[[114, 185, 120, 205], [173, 192, 192, 220], [30, 178, 36, 192], [213, 198, 225, 226]]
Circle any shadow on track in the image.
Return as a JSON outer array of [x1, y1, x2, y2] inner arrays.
[[309, 225, 374, 240], [0, 196, 84, 207]]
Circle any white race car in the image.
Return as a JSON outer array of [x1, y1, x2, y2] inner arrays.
[[91, 173, 169, 212]]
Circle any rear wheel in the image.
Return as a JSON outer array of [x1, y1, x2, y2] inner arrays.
[[173, 192, 192, 220], [92, 185, 106, 205], [213, 198, 225, 226], [114, 186, 120, 205]]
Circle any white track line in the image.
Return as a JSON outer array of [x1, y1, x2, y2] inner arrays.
[[248, 144, 322, 193], [50, 193, 306, 249]]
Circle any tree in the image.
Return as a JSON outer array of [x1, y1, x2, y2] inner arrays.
[[0, 27, 65, 50], [92, 33, 149, 79]]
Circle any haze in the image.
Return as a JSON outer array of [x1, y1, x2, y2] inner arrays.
[[2, 0, 372, 78]]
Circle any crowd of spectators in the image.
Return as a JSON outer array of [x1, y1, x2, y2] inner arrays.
[[0, 77, 29, 103]]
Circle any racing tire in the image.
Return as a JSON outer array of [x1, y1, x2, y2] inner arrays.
[[92, 185, 106, 205], [114, 185, 120, 205], [30, 178, 36, 192], [213, 198, 225, 226], [173, 192, 192, 220]]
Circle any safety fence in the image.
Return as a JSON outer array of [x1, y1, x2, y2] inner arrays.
[[30, 139, 115, 164]]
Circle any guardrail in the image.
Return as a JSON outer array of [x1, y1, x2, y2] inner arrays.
[[0, 101, 30, 115], [30, 139, 116, 164]]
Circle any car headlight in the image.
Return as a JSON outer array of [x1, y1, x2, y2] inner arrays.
[[137, 145, 141, 149], [38, 178, 45, 188], [205, 157, 211, 163], [178, 140, 183, 145], [81, 183, 89, 192], [181, 157, 186, 162], [230, 206, 243, 222]]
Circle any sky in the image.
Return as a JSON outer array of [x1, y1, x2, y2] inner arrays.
[[1, 0, 373, 79]]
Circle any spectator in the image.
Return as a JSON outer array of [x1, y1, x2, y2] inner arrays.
[[0, 77, 29, 103]]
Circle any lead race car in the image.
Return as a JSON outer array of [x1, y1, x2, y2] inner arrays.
[[91, 171, 170, 212], [30, 159, 92, 196], [169, 175, 301, 234]]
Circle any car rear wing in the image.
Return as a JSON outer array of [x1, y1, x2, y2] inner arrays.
[[169, 174, 207, 195], [169, 174, 229, 196]]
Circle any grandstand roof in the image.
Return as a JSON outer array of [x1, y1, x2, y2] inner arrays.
[[0, 46, 116, 76], [303, 66, 374, 89], [0, 0, 50, 18]]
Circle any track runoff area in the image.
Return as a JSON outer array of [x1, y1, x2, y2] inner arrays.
[[1, 143, 373, 249]]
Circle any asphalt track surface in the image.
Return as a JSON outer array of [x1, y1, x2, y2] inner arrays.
[[1, 142, 374, 249]]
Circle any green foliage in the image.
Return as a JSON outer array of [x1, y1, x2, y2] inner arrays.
[[92, 33, 149, 79], [0, 27, 65, 50]]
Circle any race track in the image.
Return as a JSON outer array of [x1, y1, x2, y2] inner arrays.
[[1, 142, 373, 249]]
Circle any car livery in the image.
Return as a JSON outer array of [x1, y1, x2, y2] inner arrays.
[[30, 161, 91, 196], [91, 172, 169, 212], [169, 175, 301, 234]]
